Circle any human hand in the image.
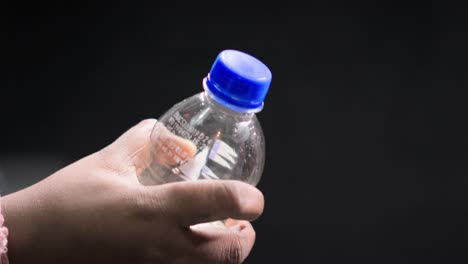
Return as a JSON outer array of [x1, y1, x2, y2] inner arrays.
[[1, 119, 264, 264]]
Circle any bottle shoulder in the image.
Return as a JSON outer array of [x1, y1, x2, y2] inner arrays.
[[158, 92, 263, 143], [164, 92, 261, 125]]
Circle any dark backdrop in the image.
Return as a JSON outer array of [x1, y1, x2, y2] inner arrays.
[[3, 1, 468, 263]]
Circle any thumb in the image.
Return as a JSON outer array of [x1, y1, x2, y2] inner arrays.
[[99, 118, 157, 174], [148, 180, 264, 227]]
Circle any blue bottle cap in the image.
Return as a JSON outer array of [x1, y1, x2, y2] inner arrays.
[[204, 49, 272, 112]]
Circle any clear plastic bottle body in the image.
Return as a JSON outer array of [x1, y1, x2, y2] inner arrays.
[[138, 90, 265, 187]]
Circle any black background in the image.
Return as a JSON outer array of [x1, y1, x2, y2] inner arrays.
[[3, 1, 468, 263]]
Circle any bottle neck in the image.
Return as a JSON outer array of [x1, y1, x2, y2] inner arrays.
[[202, 87, 256, 121]]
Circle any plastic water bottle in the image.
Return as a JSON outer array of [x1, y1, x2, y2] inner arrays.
[[138, 49, 272, 226]]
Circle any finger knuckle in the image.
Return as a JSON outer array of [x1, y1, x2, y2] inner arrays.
[[132, 189, 164, 218], [219, 183, 243, 215], [223, 235, 243, 264]]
